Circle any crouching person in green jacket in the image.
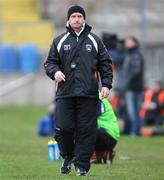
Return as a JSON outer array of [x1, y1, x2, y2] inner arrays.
[[92, 95, 120, 164]]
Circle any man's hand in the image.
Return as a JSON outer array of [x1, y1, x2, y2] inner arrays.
[[54, 71, 65, 83], [101, 87, 110, 98]]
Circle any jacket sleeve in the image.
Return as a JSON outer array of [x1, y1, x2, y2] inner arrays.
[[97, 39, 113, 89], [44, 39, 61, 80]]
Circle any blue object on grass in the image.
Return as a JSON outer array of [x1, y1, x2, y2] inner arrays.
[[38, 115, 54, 136]]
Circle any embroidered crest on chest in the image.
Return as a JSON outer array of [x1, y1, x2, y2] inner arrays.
[[86, 44, 92, 52]]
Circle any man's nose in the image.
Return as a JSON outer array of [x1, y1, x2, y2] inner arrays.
[[75, 16, 79, 21]]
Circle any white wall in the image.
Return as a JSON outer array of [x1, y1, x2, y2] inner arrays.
[[0, 73, 55, 106]]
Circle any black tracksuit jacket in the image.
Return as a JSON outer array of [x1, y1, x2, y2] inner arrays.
[[44, 24, 113, 99]]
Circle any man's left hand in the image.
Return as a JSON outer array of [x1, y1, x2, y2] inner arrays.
[[101, 87, 110, 98]]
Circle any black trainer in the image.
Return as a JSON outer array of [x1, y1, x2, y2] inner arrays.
[[76, 167, 87, 176], [60, 158, 72, 174]]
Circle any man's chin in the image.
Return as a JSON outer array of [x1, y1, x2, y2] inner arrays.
[[72, 26, 82, 31]]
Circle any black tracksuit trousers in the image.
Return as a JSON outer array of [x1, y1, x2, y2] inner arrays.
[[54, 97, 98, 172]]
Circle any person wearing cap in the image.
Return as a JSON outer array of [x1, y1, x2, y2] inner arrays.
[[44, 4, 113, 176]]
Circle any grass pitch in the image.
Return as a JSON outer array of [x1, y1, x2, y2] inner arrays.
[[0, 106, 164, 180]]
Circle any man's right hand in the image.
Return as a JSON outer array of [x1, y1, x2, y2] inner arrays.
[[54, 71, 66, 83]]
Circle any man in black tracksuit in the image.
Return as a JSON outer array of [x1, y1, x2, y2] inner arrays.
[[44, 5, 113, 176]]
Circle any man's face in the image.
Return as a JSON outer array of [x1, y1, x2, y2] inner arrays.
[[124, 38, 136, 49], [69, 12, 84, 31], [152, 83, 161, 93]]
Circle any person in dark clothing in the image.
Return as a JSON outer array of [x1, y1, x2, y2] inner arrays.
[[142, 81, 164, 126], [44, 5, 113, 176], [123, 36, 144, 136], [150, 81, 164, 125], [102, 33, 125, 95], [111, 39, 125, 95]]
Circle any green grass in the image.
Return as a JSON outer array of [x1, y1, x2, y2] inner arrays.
[[0, 106, 164, 180]]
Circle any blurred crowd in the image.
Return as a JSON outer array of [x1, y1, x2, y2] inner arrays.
[[39, 33, 164, 138], [102, 33, 164, 137]]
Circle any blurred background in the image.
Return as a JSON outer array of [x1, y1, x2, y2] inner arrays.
[[0, 0, 164, 106], [1, 2, 164, 178]]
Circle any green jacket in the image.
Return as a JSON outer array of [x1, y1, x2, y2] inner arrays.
[[97, 97, 120, 141]]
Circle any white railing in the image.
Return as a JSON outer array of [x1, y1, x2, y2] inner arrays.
[[0, 73, 35, 97]]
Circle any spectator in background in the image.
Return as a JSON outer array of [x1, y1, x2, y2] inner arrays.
[[102, 34, 127, 133], [44, 5, 113, 176], [114, 39, 126, 94], [102, 33, 125, 95], [38, 102, 56, 136], [123, 36, 144, 136], [139, 86, 153, 126], [141, 81, 164, 126]]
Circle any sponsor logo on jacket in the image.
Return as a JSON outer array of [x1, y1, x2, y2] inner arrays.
[[64, 44, 71, 51]]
